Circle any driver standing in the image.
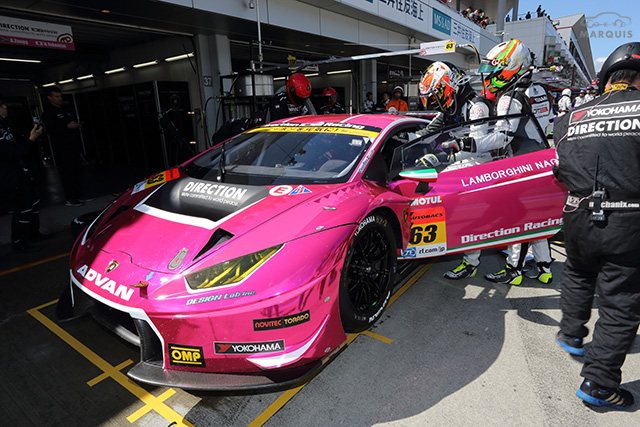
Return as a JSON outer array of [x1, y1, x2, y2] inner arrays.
[[433, 40, 554, 284]]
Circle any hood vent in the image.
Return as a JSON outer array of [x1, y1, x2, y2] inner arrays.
[[194, 228, 234, 261]]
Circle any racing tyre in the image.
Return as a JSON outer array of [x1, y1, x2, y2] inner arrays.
[[339, 213, 396, 333]]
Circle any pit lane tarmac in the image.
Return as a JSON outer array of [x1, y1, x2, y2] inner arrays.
[[2, 236, 639, 427]]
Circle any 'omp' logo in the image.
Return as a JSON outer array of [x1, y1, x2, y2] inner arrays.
[[168, 343, 205, 367]]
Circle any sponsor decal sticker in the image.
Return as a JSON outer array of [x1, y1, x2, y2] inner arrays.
[[180, 181, 249, 207], [169, 343, 205, 367], [249, 123, 380, 138], [404, 207, 447, 258], [76, 264, 134, 301], [131, 168, 180, 194], [289, 185, 312, 195], [186, 290, 256, 305], [458, 217, 563, 247], [269, 185, 293, 196], [214, 340, 285, 354], [253, 310, 310, 331], [459, 160, 557, 187], [402, 247, 417, 258], [410, 195, 443, 206]]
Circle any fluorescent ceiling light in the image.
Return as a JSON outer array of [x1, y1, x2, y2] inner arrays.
[[58, 79, 74, 84], [133, 60, 159, 68], [304, 73, 319, 77], [273, 77, 286, 81], [165, 52, 194, 62], [42, 82, 57, 87], [105, 67, 126, 74], [326, 69, 351, 75], [77, 74, 94, 80], [0, 57, 41, 63]]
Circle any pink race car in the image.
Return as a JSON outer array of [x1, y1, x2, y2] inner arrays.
[[58, 113, 566, 390]]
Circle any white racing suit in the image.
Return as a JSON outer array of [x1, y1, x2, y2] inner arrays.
[[558, 95, 572, 116], [453, 85, 553, 270]]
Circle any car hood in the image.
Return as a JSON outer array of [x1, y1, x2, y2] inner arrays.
[[89, 177, 363, 274]]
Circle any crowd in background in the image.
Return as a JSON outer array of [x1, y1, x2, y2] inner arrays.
[[507, 5, 550, 22], [461, 7, 491, 29]]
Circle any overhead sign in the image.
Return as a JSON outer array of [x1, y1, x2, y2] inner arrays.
[[452, 21, 479, 45], [432, 9, 451, 35], [288, 55, 318, 72], [0, 16, 74, 50], [420, 39, 456, 56]]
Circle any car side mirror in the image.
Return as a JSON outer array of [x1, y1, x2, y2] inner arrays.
[[399, 167, 438, 194]]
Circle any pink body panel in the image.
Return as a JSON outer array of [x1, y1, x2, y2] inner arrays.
[[400, 148, 566, 258], [68, 113, 567, 383]]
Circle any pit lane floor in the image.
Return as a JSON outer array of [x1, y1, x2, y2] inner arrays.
[[1, 219, 639, 426]]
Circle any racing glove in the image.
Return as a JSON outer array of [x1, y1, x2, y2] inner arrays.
[[442, 137, 474, 154], [415, 152, 449, 168], [416, 153, 440, 168]]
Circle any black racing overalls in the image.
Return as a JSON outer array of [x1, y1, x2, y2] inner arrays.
[[554, 85, 640, 388]]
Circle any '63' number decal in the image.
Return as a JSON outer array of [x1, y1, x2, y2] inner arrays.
[[410, 224, 439, 244], [405, 207, 447, 258]]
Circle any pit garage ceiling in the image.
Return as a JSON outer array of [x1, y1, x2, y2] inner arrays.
[[0, 0, 411, 81]]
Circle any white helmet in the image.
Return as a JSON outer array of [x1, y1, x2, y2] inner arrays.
[[562, 88, 572, 97]]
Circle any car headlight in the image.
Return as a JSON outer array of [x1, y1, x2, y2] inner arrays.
[[185, 244, 283, 290]]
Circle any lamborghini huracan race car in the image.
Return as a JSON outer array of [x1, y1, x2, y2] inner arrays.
[[59, 113, 566, 390]]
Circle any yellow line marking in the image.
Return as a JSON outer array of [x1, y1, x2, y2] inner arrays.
[[87, 359, 134, 386], [127, 389, 177, 423], [27, 302, 194, 427], [247, 260, 433, 427], [360, 330, 393, 344], [0, 252, 70, 277], [246, 383, 307, 427], [389, 261, 434, 307]]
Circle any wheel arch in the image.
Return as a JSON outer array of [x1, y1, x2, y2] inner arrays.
[[367, 206, 402, 256]]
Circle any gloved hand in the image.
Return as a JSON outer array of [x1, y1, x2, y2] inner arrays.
[[415, 153, 441, 168], [441, 139, 461, 153], [442, 137, 474, 153]]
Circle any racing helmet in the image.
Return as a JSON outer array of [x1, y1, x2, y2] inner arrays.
[[287, 73, 312, 106], [598, 42, 640, 94], [479, 39, 532, 101], [419, 61, 469, 111], [562, 88, 572, 97], [322, 87, 338, 106]]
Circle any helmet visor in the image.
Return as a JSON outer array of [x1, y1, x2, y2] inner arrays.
[[478, 60, 501, 75]]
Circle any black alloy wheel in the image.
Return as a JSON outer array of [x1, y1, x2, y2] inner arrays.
[[339, 213, 396, 333]]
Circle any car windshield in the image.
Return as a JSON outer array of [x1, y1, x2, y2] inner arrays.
[[183, 124, 379, 185], [392, 114, 549, 175]]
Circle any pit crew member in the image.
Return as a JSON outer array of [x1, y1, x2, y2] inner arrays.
[[558, 88, 572, 117], [268, 73, 313, 122], [553, 42, 640, 410], [386, 86, 408, 112], [319, 87, 346, 114]]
